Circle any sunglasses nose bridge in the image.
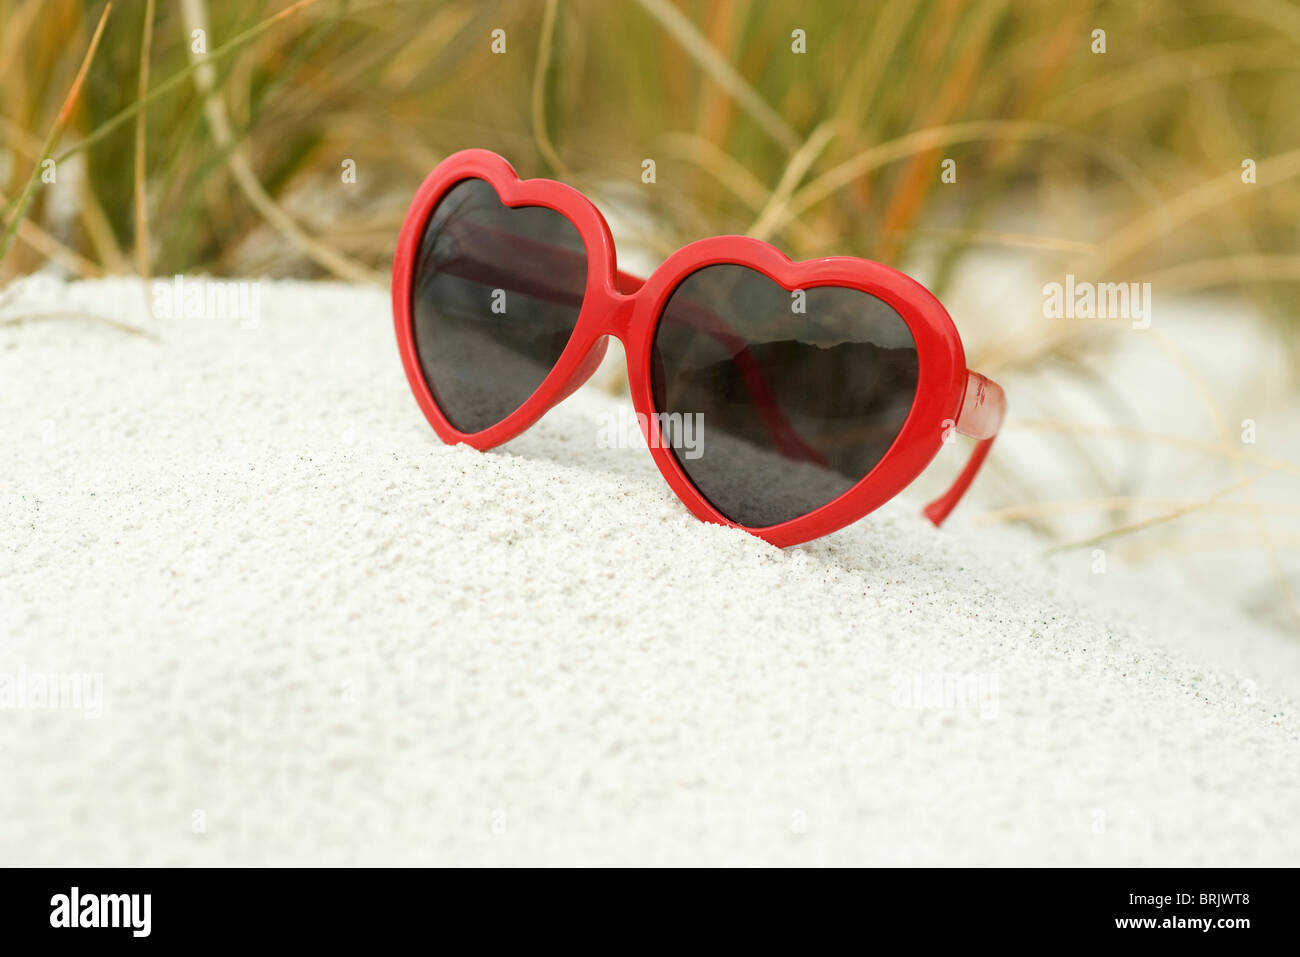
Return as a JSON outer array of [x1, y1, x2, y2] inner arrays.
[[588, 285, 637, 343]]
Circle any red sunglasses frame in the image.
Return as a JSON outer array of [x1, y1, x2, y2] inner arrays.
[[392, 149, 1005, 547]]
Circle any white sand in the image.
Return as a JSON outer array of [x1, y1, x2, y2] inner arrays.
[[1, 275, 1297, 866]]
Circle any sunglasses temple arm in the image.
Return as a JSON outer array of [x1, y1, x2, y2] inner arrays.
[[922, 370, 1006, 526]]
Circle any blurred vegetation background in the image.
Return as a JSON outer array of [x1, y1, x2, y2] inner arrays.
[[2, 0, 1299, 625], [4, 0, 1298, 306]]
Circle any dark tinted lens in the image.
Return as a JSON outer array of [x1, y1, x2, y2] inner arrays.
[[411, 178, 587, 433], [651, 264, 919, 528]]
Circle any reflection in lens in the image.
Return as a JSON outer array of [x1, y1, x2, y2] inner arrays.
[[411, 178, 587, 433], [651, 264, 919, 528]]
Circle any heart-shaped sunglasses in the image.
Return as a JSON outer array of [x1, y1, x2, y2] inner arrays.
[[392, 149, 1005, 546]]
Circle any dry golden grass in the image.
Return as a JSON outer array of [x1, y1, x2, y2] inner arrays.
[[0, 1, 1293, 291]]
